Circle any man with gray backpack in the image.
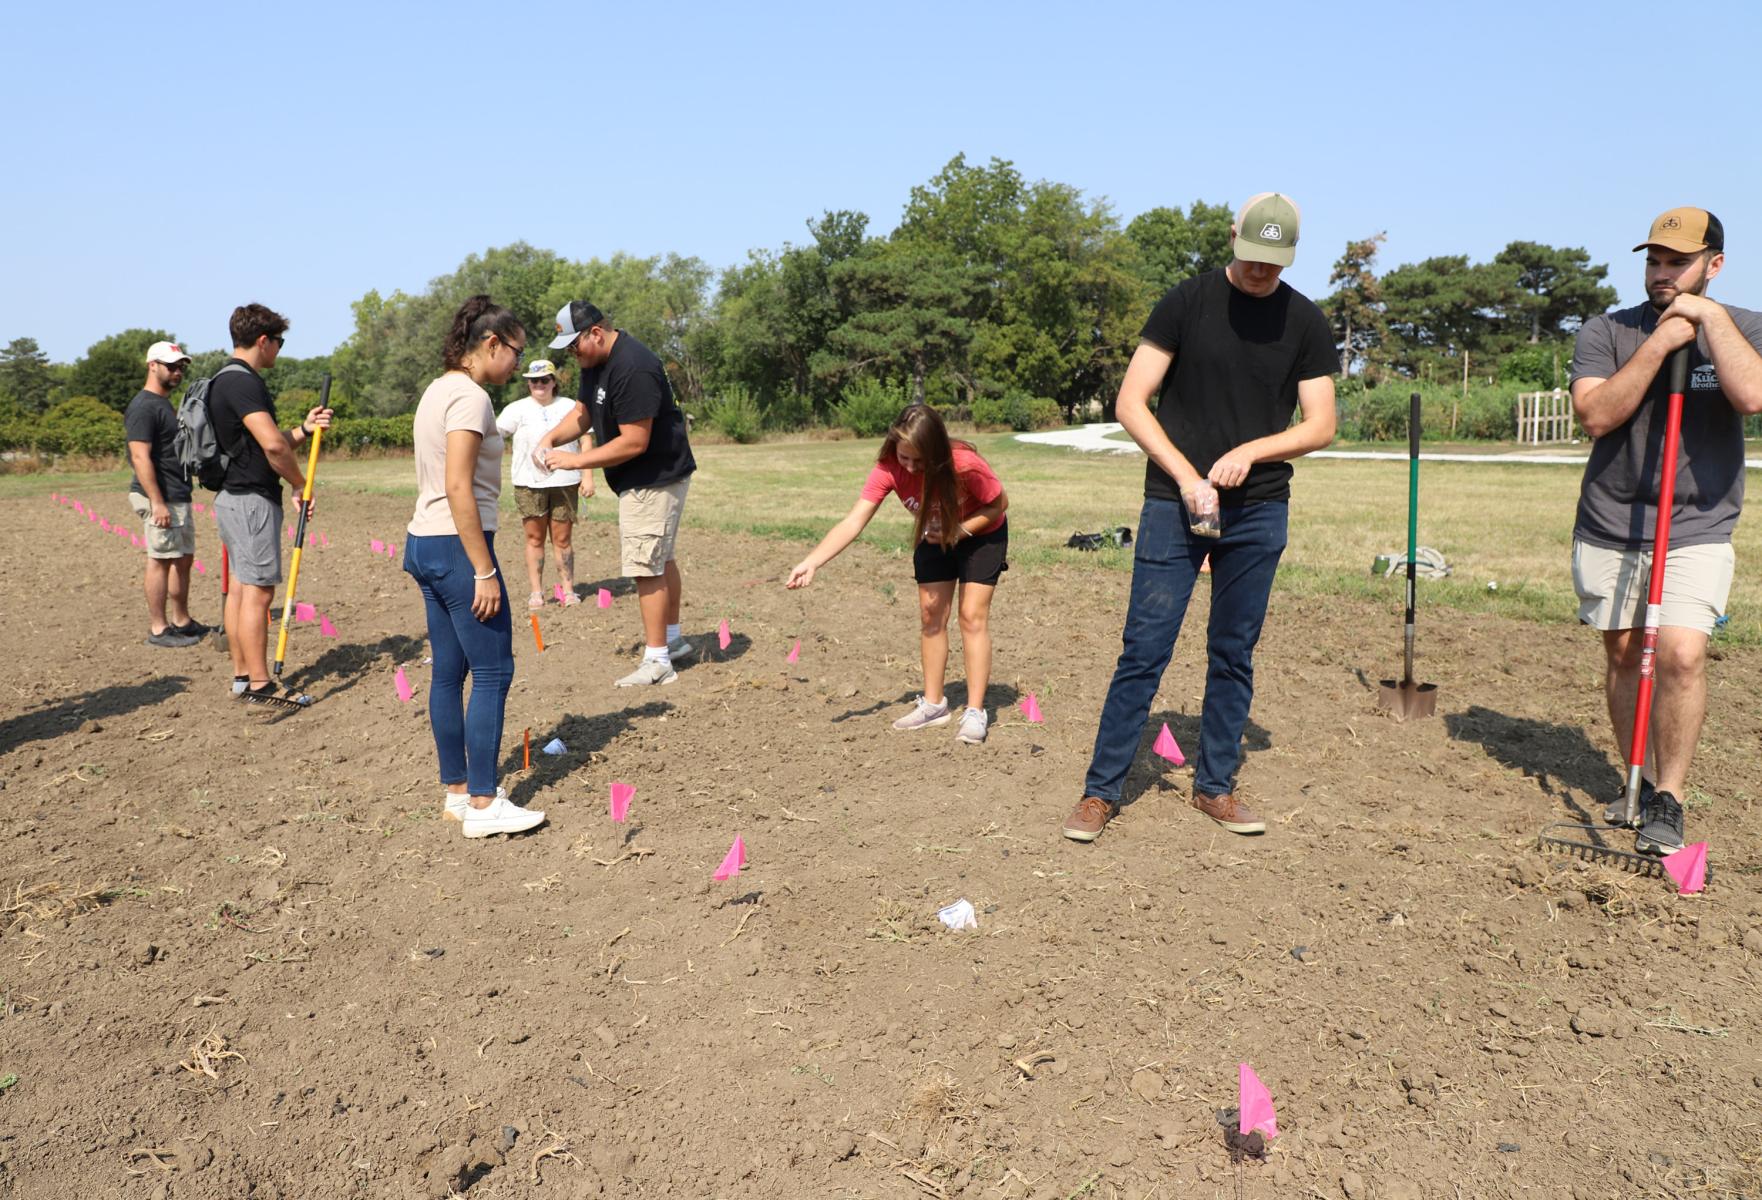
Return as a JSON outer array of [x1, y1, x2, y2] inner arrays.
[[201, 304, 331, 707]]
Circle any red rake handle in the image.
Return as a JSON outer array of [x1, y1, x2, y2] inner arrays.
[[1624, 347, 1691, 821]]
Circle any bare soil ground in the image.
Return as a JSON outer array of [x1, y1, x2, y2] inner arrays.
[[2, 489, 1760, 1200]]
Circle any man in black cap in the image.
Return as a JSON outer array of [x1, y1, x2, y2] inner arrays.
[[1570, 207, 1762, 854], [536, 301, 697, 686]]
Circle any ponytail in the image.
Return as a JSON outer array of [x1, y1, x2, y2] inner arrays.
[[442, 294, 524, 370]]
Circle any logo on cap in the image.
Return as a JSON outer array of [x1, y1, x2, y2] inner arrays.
[[1662, 216, 1681, 231], [1260, 223, 1284, 240]]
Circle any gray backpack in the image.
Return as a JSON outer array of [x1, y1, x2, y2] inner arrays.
[[174, 362, 249, 491]]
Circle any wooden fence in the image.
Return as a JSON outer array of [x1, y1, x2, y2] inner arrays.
[[1515, 389, 1576, 445]]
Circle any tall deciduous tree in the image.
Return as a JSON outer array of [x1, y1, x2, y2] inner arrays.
[[1380, 256, 1519, 377], [1125, 201, 1234, 295], [1493, 241, 1619, 343], [68, 329, 176, 412], [0, 337, 55, 412], [822, 241, 977, 404], [1321, 233, 1387, 376]]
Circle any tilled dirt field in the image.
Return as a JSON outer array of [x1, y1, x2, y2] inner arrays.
[[2, 487, 1760, 1200]]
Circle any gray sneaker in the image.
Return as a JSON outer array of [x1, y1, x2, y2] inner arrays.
[[146, 629, 199, 648], [668, 637, 696, 661], [616, 658, 678, 687], [956, 707, 989, 744], [1635, 789, 1685, 856], [1604, 778, 1656, 827], [892, 696, 951, 731]]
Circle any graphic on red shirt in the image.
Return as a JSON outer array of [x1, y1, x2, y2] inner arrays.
[[860, 445, 1005, 537]]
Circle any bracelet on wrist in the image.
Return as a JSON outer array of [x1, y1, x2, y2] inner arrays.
[[472, 568, 498, 580]]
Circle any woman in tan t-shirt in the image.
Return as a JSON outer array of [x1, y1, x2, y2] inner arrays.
[[404, 294, 545, 839]]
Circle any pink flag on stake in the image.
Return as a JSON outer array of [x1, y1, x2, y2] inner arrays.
[[386, 542, 397, 560], [88, 510, 97, 521], [597, 587, 612, 608], [1020, 693, 1044, 724], [718, 618, 732, 650], [1238, 1063, 1279, 1140], [370, 538, 384, 554], [50, 492, 59, 503], [609, 782, 634, 823], [130, 534, 141, 547], [74, 501, 85, 516], [294, 602, 318, 622], [194, 559, 206, 574], [394, 667, 413, 703], [712, 835, 746, 881], [1663, 842, 1708, 895], [285, 525, 294, 541], [786, 639, 800, 664], [554, 583, 566, 604], [192, 502, 204, 514], [320, 615, 338, 638], [1153, 722, 1186, 765]]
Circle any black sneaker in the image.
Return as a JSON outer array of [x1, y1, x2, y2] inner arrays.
[[1603, 778, 1656, 827], [146, 629, 199, 648], [171, 619, 211, 638], [1635, 789, 1685, 856]]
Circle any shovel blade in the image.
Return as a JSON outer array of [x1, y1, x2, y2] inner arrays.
[[1377, 679, 1438, 721]]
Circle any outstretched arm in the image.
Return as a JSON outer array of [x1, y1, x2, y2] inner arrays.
[[785, 497, 883, 588]]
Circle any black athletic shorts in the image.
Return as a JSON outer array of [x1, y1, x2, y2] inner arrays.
[[913, 521, 1009, 586]]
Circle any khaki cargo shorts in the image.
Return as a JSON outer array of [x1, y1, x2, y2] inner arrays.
[[514, 484, 579, 523], [127, 493, 196, 558], [1571, 539, 1734, 636], [618, 478, 689, 577]]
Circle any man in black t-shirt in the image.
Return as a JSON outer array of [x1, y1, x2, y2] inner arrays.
[[209, 303, 332, 708], [538, 301, 698, 687], [125, 340, 206, 647], [1062, 193, 1338, 844]]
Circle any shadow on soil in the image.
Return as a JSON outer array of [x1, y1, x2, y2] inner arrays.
[[1444, 705, 1616, 822], [499, 700, 674, 807], [0, 675, 190, 754], [830, 682, 1025, 725], [289, 634, 428, 706], [1118, 709, 1271, 809]]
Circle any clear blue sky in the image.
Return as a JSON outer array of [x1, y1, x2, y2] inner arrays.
[[5, 0, 1760, 362]]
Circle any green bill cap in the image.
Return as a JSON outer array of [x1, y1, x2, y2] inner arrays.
[[1233, 193, 1301, 267]]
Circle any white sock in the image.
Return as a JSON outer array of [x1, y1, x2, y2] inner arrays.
[[665, 624, 681, 644], [644, 644, 671, 665]]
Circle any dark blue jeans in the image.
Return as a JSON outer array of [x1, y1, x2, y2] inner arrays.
[[404, 533, 514, 797], [1084, 496, 1287, 802]]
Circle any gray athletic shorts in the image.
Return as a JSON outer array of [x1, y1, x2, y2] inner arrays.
[[214, 491, 284, 587]]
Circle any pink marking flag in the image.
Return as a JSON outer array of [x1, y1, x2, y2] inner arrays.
[[320, 615, 338, 638], [712, 834, 746, 881], [73, 500, 85, 515], [320, 531, 330, 549], [192, 501, 204, 514], [194, 559, 206, 575], [1153, 722, 1186, 765], [99, 518, 111, 532], [88, 510, 97, 521], [394, 666, 413, 703], [386, 541, 397, 560], [1020, 693, 1044, 724], [1663, 842, 1708, 895], [597, 587, 612, 608], [718, 618, 732, 650], [554, 583, 566, 604], [370, 538, 385, 554], [50, 492, 59, 503], [609, 781, 634, 823], [1238, 1063, 1278, 1140], [294, 602, 318, 622], [786, 639, 800, 664], [130, 534, 141, 547], [285, 525, 294, 541]]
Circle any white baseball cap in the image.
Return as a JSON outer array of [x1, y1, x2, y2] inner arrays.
[[146, 340, 192, 365], [523, 359, 559, 379]]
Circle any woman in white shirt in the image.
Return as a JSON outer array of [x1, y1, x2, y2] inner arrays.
[[496, 359, 594, 610]]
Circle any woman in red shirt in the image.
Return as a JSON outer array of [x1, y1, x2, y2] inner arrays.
[[787, 405, 1009, 744]]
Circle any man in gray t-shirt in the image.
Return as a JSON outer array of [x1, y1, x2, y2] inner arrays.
[[1568, 207, 1762, 855]]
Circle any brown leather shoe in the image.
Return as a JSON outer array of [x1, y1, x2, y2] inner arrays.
[[1061, 796, 1115, 842], [1191, 791, 1266, 834]]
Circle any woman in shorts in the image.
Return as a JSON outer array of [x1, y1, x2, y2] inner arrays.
[[785, 404, 1009, 744], [496, 359, 594, 610]]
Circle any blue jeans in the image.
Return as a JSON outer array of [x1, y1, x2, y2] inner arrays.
[[1084, 496, 1287, 801], [404, 533, 514, 797]]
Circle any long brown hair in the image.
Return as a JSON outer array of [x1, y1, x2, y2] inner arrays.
[[442, 295, 524, 371], [879, 404, 971, 548]]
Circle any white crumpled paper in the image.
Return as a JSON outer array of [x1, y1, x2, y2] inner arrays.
[[937, 898, 978, 931], [541, 738, 566, 755]]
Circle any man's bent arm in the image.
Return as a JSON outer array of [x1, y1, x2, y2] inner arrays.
[[1115, 341, 1205, 493]]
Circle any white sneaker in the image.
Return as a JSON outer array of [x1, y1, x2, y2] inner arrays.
[[443, 786, 504, 822], [616, 658, 678, 687], [668, 637, 695, 661], [461, 794, 546, 838], [892, 696, 952, 731], [956, 707, 989, 744]]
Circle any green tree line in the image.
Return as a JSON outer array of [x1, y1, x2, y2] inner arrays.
[[11, 153, 1717, 455]]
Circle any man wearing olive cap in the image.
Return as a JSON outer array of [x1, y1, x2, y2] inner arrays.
[[1062, 193, 1338, 844], [1570, 207, 1762, 854]]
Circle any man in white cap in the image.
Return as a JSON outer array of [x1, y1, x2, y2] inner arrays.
[[1062, 193, 1338, 844], [535, 301, 697, 686], [1570, 207, 1762, 855], [126, 340, 207, 647]]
